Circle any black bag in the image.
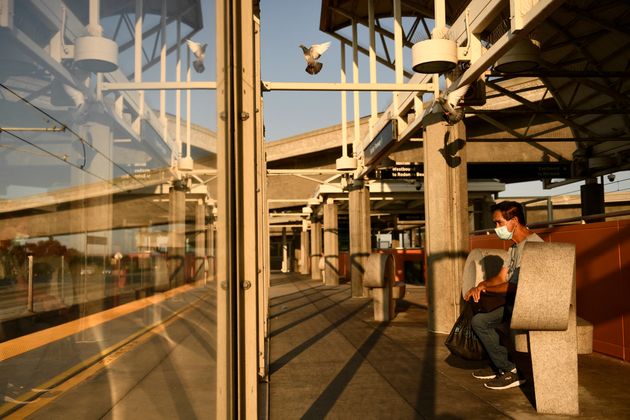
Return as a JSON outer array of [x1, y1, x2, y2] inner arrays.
[[471, 291, 506, 314], [445, 302, 487, 360]]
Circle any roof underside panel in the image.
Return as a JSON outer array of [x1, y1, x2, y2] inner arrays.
[[66, 0, 204, 32], [319, 0, 630, 176], [320, 0, 472, 33]]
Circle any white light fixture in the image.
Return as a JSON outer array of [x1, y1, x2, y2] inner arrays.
[[74, 0, 118, 73], [494, 39, 541, 73], [336, 155, 357, 171], [412, 39, 458, 74], [75, 36, 118, 72], [178, 156, 194, 171]]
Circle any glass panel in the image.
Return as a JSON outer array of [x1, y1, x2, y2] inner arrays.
[[0, 1, 220, 417]]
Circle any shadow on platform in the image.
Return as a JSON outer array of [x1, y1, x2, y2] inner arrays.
[[268, 272, 630, 419]]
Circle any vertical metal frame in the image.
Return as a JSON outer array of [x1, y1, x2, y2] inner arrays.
[[134, 0, 143, 134], [216, 0, 262, 417], [239, 0, 260, 410], [340, 43, 348, 154], [176, 18, 182, 164], [186, 39, 192, 159], [160, 0, 167, 144], [368, 0, 377, 138], [254, 9, 270, 388], [393, 0, 403, 122], [215, 0, 233, 416], [352, 20, 360, 150]]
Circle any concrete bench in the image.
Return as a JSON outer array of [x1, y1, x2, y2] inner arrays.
[[364, 253, 405, 321], [462, 245, 593, 415], [510, 242, 580, 415], [462, 247, 593, 354], [512, 316, 593, 355]]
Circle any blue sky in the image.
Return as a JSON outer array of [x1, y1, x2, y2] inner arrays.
[[128, 1, 629, 198], [136, 1, 405, 140], [259, 1, 405, 141]]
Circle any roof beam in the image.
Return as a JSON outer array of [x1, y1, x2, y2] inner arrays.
[[562, 3, 630, 38], [330, 6, 414, 49], [446, 0, 565, 91], [474, 113, 567, 162], [466, 107, 630, 115], [117, 3, 198, 54], [327, 31, 413, 78], [261, 82, 431, 92], [485, 81, 599, 138]]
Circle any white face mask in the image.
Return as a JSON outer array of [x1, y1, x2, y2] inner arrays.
[[494, 225, 513, 240]]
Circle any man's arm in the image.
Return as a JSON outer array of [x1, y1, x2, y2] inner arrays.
[[484, 281, 517, 294], [464, 266, 508, 302]]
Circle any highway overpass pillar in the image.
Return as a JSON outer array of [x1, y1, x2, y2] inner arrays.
[[349, 181, 371, 297], [323, 202, 340, 285], [423, 118, 469, 333]]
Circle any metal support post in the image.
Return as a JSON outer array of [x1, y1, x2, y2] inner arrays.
[[160, 0, 167, 144], [176, 18, 182, 165], [186, 42, 192, 158], [352, 20, 360, 154], [340, 43, 348, 156], [393, 0, 403, 122], [134, 0, 143, 134], [368, 0, 377, 137]]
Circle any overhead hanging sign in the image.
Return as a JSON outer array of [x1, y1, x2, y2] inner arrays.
[[363, 119, 397, 165], [379, 164, 424, 179]]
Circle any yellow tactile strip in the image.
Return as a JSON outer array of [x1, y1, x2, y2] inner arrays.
[[0, 284, 210, 418], [0, 281, 202, 362]]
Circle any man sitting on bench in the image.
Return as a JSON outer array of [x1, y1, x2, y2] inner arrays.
[[464, 201, 543, 390]]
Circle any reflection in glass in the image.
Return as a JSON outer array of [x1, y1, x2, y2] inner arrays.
[[0, 1, 218, 417]]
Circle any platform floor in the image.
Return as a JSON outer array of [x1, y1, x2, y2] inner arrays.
[[268, 272, 630, 419], [1, 285, 216, 419], [6, 272, 630, 418]]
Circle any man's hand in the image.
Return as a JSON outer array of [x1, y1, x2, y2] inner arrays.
[[464, 284, 485, 302]]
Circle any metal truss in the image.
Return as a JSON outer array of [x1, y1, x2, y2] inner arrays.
[[326, 5, 434, 79]]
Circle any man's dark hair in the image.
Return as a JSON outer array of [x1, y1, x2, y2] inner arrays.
[[490, 201, 526, 225]]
